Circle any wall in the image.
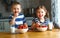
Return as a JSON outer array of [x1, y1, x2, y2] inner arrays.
[[16, 0, 40, 8], [0, 1, 11, 17], [0, 0, 51, 18]]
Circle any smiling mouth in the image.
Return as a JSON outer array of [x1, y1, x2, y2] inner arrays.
[[39, 15, 43, 17]]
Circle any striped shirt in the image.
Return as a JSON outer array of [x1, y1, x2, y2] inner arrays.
[[9, 13, 26, 28], [32, 17, 50, 26]]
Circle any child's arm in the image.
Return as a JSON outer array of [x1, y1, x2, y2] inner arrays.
[[9, 13, 18, 25], [31, 22, 40, 29], [9, 16, 16, 25], [31, 21, 36, 29]]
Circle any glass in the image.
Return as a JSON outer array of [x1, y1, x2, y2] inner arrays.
[[48, 22, 53, 30]]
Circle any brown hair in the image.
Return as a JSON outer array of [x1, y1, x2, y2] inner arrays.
[[35, 5, 49, 18], [11, 2, 21, 7]]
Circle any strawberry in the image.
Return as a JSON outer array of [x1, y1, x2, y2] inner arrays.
[[39, 25, 47, 28], [42, 25, 47, 27], [24, 25, 28, 29], [18, 24, 28, 29], [18, 25, 23, 29]]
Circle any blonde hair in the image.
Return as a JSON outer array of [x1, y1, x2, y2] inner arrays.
[[35, 5, 49, 18], [36, 5, 47, 13]]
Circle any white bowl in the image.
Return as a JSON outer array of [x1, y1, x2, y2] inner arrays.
[[19, 28, 28, 33], [37, 26, 47, 32]]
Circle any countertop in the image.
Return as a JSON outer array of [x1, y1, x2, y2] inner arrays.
[[0, 29, 60, 38]]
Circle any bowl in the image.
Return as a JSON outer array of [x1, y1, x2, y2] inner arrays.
[[37, 26, 48, 32], [19, 28, 28, 33]]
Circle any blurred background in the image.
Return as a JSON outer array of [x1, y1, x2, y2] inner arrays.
[[0, 0, 60, 32], [0, 0, 51, 18]]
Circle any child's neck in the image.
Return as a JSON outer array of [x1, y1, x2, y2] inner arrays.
[[39, 17, 45, 22]]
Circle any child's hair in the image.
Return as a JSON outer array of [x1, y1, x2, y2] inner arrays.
[[36, 5, 47, 13], [34, 5, 49, 18], [11, 2, 21, 7]]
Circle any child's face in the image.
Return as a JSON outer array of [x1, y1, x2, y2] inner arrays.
[[36, 8, 46, 18], [12, 4, 21, 14]]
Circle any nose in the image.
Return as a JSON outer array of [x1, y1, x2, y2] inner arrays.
[[15, 8, 17, 11]]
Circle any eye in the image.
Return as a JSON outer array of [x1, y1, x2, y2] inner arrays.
[[41, 11, 43, 13]]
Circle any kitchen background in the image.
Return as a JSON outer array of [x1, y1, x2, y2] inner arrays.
[[0, 0, 51, 18], [0, 0, 60, 32]]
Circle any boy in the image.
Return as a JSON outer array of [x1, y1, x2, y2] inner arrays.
[[9, 2, 28, 33]]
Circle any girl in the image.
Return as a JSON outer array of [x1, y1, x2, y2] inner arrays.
[[31, 5, 53, 31]]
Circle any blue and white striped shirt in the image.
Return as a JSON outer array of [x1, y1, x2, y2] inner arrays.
[[32, 17, 50, 26], [9, 13, 26, 28]]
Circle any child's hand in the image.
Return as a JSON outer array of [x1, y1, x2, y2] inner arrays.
[[35, 23, 40, 28], [12, 13, 19, 19]]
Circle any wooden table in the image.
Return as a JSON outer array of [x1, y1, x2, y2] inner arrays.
[[0, 29, 60, 38]]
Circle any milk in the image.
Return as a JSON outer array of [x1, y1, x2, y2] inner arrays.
[[48, 22, 53, 30], [10, 27, 16, 33]]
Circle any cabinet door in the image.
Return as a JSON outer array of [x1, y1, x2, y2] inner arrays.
[[0, 22, 4, 32], [4, 22, 10, 32], [26, 17, 33, 26]]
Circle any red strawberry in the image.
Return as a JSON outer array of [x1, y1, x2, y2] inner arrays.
[[24, 25, 27, 29], [18, 25, 23, 29], [23, 26, 25, 29], [18, 24, 28, 29], [39, 25, 47, 28]]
